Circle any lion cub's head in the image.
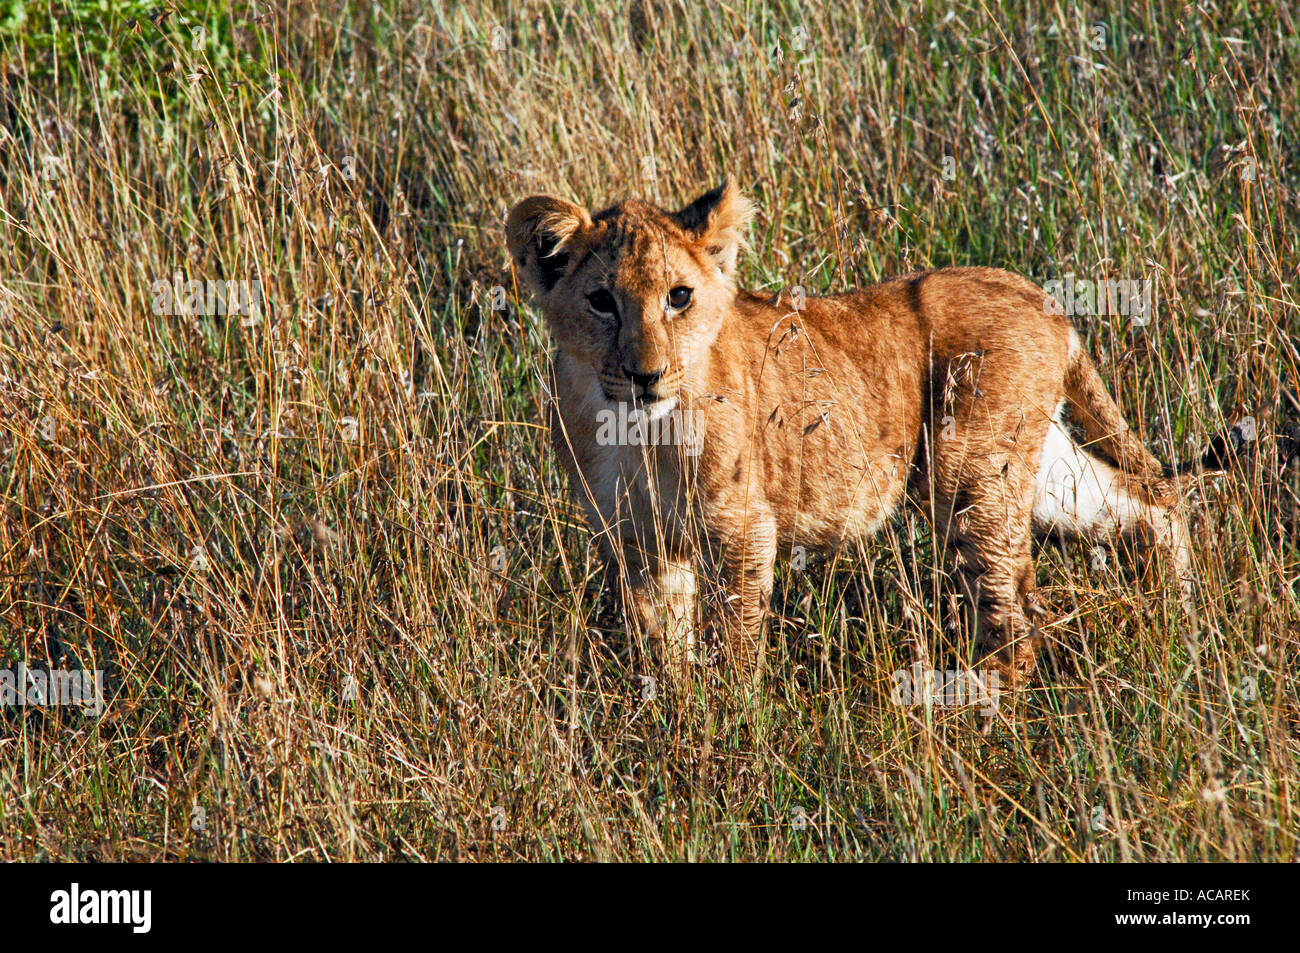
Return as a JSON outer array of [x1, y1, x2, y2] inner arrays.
[[506, 180, 752, 411]]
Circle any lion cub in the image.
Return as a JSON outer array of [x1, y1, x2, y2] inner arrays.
[[506, 180, 1190, 689]]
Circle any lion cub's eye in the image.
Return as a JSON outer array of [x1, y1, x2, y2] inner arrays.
[[587, 290, 618, 315], [667, 286, 693, 310]]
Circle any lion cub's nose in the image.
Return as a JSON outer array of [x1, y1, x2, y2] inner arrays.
[[623, 366, 666, 391]]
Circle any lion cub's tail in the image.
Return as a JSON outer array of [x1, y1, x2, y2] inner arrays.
[[1061, 329, 1168, 479], [1062, 328, 1254, 481]]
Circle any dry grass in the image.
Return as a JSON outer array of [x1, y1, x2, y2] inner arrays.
[[0, 0, 1297, 861]]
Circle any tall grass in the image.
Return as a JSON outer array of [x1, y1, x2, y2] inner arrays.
[[0, 0, 1296, 861]]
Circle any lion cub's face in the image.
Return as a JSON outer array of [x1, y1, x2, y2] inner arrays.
[[506, 181, 752, 412]]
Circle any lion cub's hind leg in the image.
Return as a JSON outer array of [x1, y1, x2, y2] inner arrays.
[[932, 418, 1052, 684]]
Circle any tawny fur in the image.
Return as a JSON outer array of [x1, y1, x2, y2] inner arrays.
[[506, 180, 1189, 690]]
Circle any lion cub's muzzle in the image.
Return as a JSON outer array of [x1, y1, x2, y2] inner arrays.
[[598, 360, 684, 405]]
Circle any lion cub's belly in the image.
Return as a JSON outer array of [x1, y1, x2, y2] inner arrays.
[[770, 443, 913, 549]]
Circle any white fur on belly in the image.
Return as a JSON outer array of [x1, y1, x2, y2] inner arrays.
[[1033, 404, 1145, 538]]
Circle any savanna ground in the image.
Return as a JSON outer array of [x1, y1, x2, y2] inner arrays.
[[0, 0, 1297, 862]]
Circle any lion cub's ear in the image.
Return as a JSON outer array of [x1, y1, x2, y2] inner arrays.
[[673, 178, 754, 277], [505, 196, 592, 295]]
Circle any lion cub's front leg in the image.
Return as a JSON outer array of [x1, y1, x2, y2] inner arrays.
[[705, 510, 777, 691], [614, 512, 777, 695], [614, 540, 699, 694]]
